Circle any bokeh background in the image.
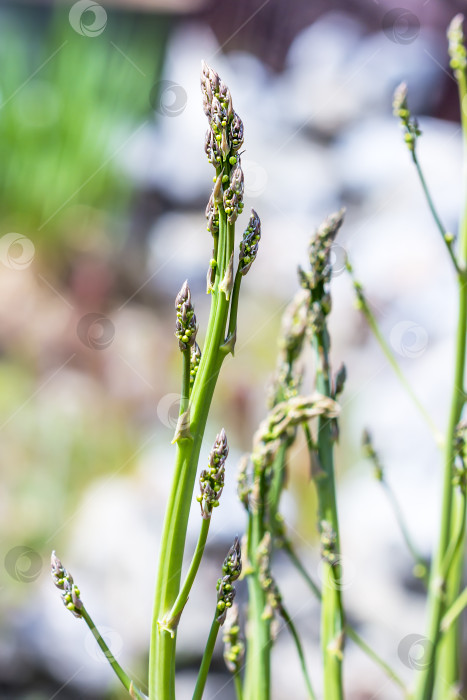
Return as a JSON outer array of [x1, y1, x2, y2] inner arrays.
[[1, 0, 466, 698]]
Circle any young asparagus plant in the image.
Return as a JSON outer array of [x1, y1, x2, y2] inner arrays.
[[388, 17, 467, 700], [50, 552, 147, 700], [50, 62, 260, 700], [148, 62, 261, 700]]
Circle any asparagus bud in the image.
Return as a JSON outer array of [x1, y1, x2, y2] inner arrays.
[[197, 429, 229, 519], [392, 82, 421, 152], [305, 210, 345, 292], [229, 112, 244, 153], [190, 342, 201, 391], [51, 551, 83, 618], [448, 15, 467, 73], [223, 160, 245, 223], [223, 604, 245, 673], [239, 209, 261, 276], [216, 536, 242, 624], [362, 429, 384, 482], [175, 280, 198, 351]]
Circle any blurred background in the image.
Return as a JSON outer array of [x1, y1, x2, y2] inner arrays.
[[1, 0, 466, 698]]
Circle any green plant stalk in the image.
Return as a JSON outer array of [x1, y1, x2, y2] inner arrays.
[[282, 539, 406, 690], [165, 517, 211, 629], [244, 472, 271, 700], [381, 481, 429, 584], [415, 65, 467, 700], [279, 603, 317, 700], [192, 616, 221, 700], [441, 584, 467, 634], [149, 164, 234, 700], [81, 608, 147, 699], [351, 279, 443, 446], [234, 673, 244, 700], [411, 153, 463, 277], [310, 328, 344, 700]]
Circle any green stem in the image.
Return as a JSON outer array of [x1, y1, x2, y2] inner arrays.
[[382, 481, 429, 584], [282, 540, 406, 690], [234, 673, 244, 700], [149, 177, 234, 699], [348, 265, 443, 446], [414, 65, 467, 700], [441, 585, 467, 634], [164, 517, 211, 632], [192, 617, 221, 700], [279, 604, 317, 700], [412, 153, 463, 276], [310, 325, 344, 700], [81, 608, 147, 699], [226, 269, 242, 344], [244, 498, 271, 700], [345, 627, 406, 692]]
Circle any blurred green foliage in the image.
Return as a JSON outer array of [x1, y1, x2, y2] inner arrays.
[[0, 6, 169, 257]]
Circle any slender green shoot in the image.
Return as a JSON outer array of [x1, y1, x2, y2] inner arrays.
[[346, 261, 443, 447]]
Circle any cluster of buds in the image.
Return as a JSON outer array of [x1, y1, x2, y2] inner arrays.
[[333, 363, 347, 399], [223, 159, 245, 223], [197, 429, 229, 519], [448, 15, 466, 75], [190, 342, 201, 391], [175, 281, 197, 351], [257, 532, 282, 622], [279, 289, 309, 363], [222, 604, 245, 674], [453, 420, 467, 493], [300, 210, 345, 296], [362, 429, 384, 482], [237, 454, 251, 511], [216, 537, 242, 624], [252, 393, 340, 472], [51, 551, 83, 618], [205, 193, 219, 236], [201, 61, 244, 166], [320, 520, 338, 565], [238, 210, 261, 276], [392, 82, 421, 153]]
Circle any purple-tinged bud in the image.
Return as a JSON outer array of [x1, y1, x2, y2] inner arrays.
[[238, 209, 261, 275], [175, 280, 198, 351]]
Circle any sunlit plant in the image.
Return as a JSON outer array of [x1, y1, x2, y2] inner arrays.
[[51, 16, 467, 700]]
